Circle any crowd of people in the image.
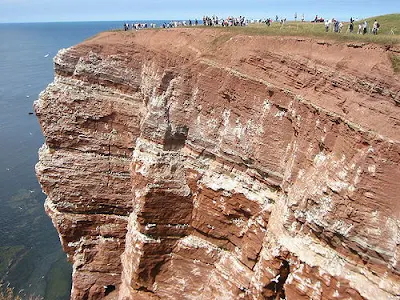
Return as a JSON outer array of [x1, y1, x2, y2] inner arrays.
[[202, 15, 247, 27], [123, 15, 382, 35], [123, 23, 158, 30], [161, 20, 200, 28], [324, 18, 380, 34], [123, 16, 249, 31], [123, 20, 199, 30]]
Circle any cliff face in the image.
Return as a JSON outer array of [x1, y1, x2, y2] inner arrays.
[[35, 29, 400, 299]]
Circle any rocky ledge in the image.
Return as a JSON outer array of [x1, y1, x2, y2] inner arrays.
[[35, 28, 400, 299]]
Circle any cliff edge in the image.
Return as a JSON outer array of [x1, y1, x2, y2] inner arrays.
[[35, 28, 400, 299]]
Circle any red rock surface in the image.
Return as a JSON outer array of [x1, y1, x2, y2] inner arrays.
[[35, 28, 400, 299]]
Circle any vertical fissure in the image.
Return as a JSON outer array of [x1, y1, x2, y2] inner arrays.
[[263, 259, 290, 300]]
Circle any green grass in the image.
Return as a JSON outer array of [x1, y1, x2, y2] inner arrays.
[[108, 14, 400, 45], [210, 33, 233, 49], [362, 14, 400, 35], [390, 54, 400, 73], [213, 14, 400, 45]]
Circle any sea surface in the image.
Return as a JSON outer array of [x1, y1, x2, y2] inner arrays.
[[0, 20, 169, 299]]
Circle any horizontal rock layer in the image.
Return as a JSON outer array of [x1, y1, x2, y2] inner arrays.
[[35, 29, 400, 299]]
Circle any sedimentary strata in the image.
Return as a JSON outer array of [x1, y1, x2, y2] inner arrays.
[[35, 28, 400, 299]]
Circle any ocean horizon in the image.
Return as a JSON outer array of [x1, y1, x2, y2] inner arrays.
[[0, 19, 187, 25]]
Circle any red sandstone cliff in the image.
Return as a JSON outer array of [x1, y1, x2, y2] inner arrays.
[[35, 28, 400, 299]]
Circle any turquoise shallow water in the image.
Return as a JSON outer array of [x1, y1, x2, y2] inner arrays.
[[0, 20, 168, 299]]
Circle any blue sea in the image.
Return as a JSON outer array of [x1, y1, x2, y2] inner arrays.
[[0, 20, 169, 299]]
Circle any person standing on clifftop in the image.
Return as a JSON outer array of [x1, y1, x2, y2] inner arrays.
[[325, 20, 330, 32], [363, 20, 368, 34], [349, 20, 354, 33], [373, 20, 379, 35], [333, 19, 339, 32]]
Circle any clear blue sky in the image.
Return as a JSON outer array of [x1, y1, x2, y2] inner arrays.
[[0, 0, 399, 23]]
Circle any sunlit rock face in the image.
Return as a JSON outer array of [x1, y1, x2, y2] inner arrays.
[[35, 29, 400, 299]]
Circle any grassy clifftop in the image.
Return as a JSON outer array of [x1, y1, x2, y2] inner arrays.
[[217, 13, 400, 45], [362, 14, 400, 35]]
